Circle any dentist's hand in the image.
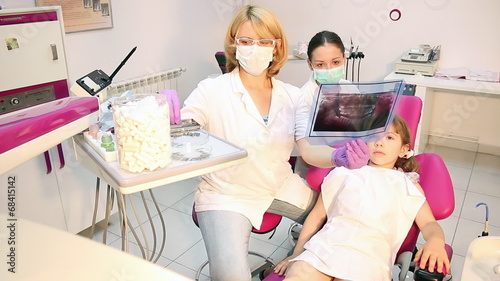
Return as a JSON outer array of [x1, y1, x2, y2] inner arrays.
[[161, 89, 181, 125], [331, 139, 370, 169]]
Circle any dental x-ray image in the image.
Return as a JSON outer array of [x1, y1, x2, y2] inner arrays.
[[306, 80, 405, 146]]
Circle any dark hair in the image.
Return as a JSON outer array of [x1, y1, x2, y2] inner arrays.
[[307, 30, 345, 60], [393, 115, 419, 173]]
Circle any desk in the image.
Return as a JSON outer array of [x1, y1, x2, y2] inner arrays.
[[73, 131, 247, 261], [74, 132, 247, 195], [0, 214, 192, 281], [385, 72, 500, 154]]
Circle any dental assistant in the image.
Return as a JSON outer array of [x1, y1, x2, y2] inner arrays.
[[293, 30, 350, 177], [301, 30, 349, 107], [180, 6, 369, 281]]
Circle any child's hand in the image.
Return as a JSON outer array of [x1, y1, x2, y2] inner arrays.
[[413, 238, 450, 275], [273, 255, 298, 276]]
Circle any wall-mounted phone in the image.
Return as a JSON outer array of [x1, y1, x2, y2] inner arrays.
[[401, 45, 440, 63]]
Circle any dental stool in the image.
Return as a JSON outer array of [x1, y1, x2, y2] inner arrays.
[[192, 204, 282, 280]]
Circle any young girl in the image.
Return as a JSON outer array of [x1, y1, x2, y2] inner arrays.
[[273, 115, 451, 281]]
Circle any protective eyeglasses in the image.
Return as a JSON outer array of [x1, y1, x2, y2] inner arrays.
[[235, 37, 277, 47]]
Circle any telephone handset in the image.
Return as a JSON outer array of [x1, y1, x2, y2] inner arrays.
[[401, 45, 440, 63]]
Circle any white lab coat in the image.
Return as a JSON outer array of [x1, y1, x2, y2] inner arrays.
[[181, 68, 312, 229], [293, 166, 426, 281]]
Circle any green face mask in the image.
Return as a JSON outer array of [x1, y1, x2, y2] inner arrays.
[[313, 65, 345, 83]]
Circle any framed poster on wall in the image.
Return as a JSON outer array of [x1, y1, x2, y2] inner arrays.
[[36, 0, 113, 33]]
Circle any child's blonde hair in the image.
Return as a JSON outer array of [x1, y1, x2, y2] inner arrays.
[[393, 115, 419, 173]]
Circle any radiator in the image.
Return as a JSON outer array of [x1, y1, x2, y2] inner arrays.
[[100, 67, 186, 100]]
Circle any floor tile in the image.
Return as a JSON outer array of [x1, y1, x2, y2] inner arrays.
[[78, 223, 121, 246], [446, 164, 472, 191], [167, 260, 209, 280], [424, 145, 476, 169], [269, 246, 291, 267], [175, 239, 208, 273], [170, 190, 195, 216], [122, 193, 169, 226], [467, 170, 500, 197], [142, 177, 199, 207], [473, 153, 500, 174], [452, 189, 466, 218], [452, 218, 500, 257], [450, 254, 465, 281], [107, 237, 165, 261], [460, 191, 500, 227], [155, 208, 203, 261]]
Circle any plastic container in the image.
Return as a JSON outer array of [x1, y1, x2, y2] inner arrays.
[[83, 131, 118, 162], [112, 94, 171, 173]]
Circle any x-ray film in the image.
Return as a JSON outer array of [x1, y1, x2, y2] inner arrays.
[[306, 80, 405, 146]]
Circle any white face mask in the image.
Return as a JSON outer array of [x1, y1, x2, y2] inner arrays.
[[236, 45, 274, 76], [313, 65, 345, 83]]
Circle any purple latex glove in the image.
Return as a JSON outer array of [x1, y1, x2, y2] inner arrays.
[[331, 139, 370, 169], [161, 89, 181, 125]]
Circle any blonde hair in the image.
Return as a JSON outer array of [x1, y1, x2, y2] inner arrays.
[[393, 115, 419, 172], [224, 5, 288, 77]]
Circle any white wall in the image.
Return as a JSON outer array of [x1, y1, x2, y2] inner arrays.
[[3, 0, 499, 152], [4, 0, 499, 96], [262, 0, 500, 86]]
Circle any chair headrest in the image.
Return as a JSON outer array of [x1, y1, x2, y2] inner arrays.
[[396, 95, 422, 150]]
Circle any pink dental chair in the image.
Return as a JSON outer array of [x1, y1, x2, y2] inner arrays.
[[265, 95, 455, 281]]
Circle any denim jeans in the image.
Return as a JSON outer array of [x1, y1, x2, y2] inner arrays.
[[197, 191, 318, 281]]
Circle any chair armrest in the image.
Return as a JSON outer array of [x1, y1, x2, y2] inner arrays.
[[414, 267, 445, 281]]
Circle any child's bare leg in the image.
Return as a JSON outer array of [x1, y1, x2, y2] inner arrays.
[[284, 261, 334, 281]]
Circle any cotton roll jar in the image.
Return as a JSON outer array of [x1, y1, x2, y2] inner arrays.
[[113, 94, 171, 173]]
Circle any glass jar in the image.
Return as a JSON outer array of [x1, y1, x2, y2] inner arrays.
[[112, 94, 171, 173]]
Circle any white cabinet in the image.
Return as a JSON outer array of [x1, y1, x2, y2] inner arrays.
[[0, 138, 114, 234], [0, 152, 67, 230], [0, 7, 113, 234]]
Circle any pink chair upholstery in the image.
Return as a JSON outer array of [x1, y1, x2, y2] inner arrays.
[[398, 153, 455, 256], [265, 95, 455, 280]]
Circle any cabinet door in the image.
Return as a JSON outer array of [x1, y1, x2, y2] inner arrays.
[[0, 20, 67, 92], [53, 138, 116, 234], [0, 155, 67, 231]]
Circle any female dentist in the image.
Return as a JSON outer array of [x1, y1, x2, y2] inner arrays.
[[180, 6, 369, 281]]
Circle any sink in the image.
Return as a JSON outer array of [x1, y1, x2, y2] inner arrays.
[[462, 236, 500, 281]]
